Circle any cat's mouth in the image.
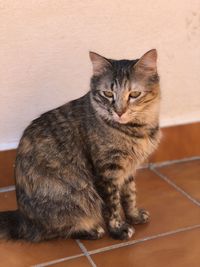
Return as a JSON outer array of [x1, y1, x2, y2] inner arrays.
[[112, 112, 129, 124]]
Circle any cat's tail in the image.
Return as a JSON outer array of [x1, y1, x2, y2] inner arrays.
[[0, 210, 43, 242]]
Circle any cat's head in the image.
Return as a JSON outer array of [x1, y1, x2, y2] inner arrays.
[[89, 49, 160, 124]]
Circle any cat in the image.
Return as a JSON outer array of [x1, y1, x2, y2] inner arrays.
[[0, 49, 161, 242]]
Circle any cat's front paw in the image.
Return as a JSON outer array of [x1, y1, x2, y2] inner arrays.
[[109, 222, 135, 240], [127, 209, 150, 225]]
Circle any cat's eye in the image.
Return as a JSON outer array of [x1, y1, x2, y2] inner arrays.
[[103, 91, 114, 98], [129, 91, 141, 99]]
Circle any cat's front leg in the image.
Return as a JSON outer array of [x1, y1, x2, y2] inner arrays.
[[98, 179, 135, 240], [121, 176, 150, 225]]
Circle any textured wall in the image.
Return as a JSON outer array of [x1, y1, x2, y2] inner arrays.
[[0, 0, 200, 149]]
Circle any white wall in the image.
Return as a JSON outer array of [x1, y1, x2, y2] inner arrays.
[[0, 0, 200, 150]]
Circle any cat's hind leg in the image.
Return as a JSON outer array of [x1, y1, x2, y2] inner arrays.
[[70, 217, 105, 240], [71, 226, 105, 240]]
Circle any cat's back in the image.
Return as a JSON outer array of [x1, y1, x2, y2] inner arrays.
[[16, 93, 90, 172]]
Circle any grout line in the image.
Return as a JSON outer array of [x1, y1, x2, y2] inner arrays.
[[76, 240, 97, 267], [137, 163, 149, 169], [87, 224, 200, 255], [28, 224, 200, 266], [150, 167, 200, 207], [31, 253, 84, 267], [149, 156, 200, 169], [0, 185, 15, 193]]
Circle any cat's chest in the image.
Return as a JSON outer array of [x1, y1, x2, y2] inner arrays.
[[110, 135, 158, 185], [90, 123, 160, 184], [94, 130, 158, 174], [110, 131, 157, 159]]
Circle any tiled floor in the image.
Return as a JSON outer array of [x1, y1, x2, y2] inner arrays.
[[0, 155, 200, 266]]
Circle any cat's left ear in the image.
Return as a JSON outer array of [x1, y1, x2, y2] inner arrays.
[[89, 52, 111, 76], [134, 49, 157, 75]]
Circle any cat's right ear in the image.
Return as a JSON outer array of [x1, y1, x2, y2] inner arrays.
[[89, 52, 111, 76]]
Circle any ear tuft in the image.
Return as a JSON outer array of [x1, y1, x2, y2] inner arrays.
[[135, 49, 157, 73], [89, 51, 111, 75]]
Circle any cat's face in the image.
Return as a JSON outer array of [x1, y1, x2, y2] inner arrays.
[[89, 50, 160, 124]]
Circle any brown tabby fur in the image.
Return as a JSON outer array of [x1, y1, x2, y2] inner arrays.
[[0, 49, 161, 241]]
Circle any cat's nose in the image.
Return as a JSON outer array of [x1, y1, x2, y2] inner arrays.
[[115, 109, 126, 117], [116, 111, 124, 117]]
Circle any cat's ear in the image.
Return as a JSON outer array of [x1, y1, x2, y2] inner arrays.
[[134, 49, 157, 75], [89, 52, 111, 76]]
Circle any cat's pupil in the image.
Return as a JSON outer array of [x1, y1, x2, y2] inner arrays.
[[103, 91, 113, 98], [129, 91, 141, 99]]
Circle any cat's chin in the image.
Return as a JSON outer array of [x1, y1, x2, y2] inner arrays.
[[115, 119, 129, 124]]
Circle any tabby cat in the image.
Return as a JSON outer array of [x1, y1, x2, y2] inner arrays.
[[0, 49, 161, 241]]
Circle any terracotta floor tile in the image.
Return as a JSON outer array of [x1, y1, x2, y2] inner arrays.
[[0, 191, 17, 210], [150, 123, 200, 163], [82, 168, 200, 251], [92, 227, 200, 267], [0, 192, 82, 267], [51, 256, 91, 267], [0, 239, 82, 267], [0, 150, 16, 187], [156, 160, 200, 201]]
